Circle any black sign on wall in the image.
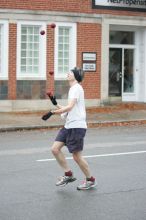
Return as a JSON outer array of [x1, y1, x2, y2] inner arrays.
[[92, 0, 146, 12]]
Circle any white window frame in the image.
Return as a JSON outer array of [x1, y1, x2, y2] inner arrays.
[[55, 22, 77, 80], [0, 20, 8, 79], [17, 21, 46, 80]]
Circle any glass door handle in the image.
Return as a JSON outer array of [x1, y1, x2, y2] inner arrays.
[[119, 72, 123, 78], [116, 72, 122, 81]]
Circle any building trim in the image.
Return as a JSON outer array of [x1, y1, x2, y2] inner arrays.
[[0, 20, 8, 79], [0, 9, 102, 24], [0, 9, 146, 24]]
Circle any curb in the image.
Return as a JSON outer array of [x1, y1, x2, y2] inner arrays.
[[0, 119, 146, 132], [0, 124, 63, 132], [87, 119, 146, 128]]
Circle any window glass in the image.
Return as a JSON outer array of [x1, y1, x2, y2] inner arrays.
[[0, 81, 8, 99], [21, 26, 40, 74], [58, 27, 70, 74], [17, 80, 46, 99], [55, 80, 69, 99], [124, 49, 134, 93], [110, 31, 134, 44]]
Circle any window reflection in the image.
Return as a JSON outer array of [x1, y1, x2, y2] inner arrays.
[[124, 49, 134, 93], [110, 31, 134, 44]]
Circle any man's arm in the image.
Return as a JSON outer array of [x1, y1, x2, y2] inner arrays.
[[52, 99, 77, 115], [42, 99, 76, 121]]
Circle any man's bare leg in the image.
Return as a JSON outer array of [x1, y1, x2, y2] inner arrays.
[[73, 151, 96, 190], [51, 141, 70, 172], [72, 151, 91, 178], [51, 141, 76, 186]]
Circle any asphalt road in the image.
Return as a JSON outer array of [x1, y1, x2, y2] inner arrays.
[[0, 126, 146, 220]]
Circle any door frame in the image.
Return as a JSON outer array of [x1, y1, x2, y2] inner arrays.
[[109, 44, 136, 101]]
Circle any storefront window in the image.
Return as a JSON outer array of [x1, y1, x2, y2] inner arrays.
[[55, 80, 69, 99], [17, 80, 46, 99], [55, 23, 76, 79], [110, 31, 134, 45], [21, 26, 39, 74], [17, 22, 46, 79], [123, 49, 134, 93], [0, 81, 8, 99], [58, 27, 70, 75]]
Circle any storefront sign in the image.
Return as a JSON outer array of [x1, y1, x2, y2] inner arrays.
[[83, 53, 96, 61], [83, 63, 96, 72], [82, 52, 96, 72], [92, 0, 146, 11]]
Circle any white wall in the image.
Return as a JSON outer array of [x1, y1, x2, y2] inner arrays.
[[135, 29, 146, 102], [144, 30, 146, 102]]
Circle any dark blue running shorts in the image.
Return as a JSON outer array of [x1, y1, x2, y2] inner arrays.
[[55, 127, 86, 153]]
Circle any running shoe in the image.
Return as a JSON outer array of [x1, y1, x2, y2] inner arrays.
[[77, 179, 97, 190], [56, 175, 76, 186]]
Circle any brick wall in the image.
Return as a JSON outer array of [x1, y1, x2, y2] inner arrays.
[[46, 25, 55, 96], [0, 0, 146, 17], [8, 23, 17, 100], [77, 23, 101, 99]]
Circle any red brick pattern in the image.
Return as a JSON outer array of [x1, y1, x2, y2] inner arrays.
[[77, 23, 101, 99], [8, 23, 17, 100], [0, 0, 81, 11], [46, 25, 55, 95], [0, 0, 145, 17]]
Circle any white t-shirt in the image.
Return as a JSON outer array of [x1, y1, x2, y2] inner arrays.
[[64, 83, 87, 129]]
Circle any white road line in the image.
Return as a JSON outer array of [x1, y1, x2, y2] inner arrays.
[[1, 141, 146, 156], [87, 140, 146, 148], [36, 150, 146, 162]]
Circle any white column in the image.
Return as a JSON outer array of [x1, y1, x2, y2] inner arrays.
[[135, 29, 146, 102], [144, 30, 146, 102], [100, 20, 109, 102]]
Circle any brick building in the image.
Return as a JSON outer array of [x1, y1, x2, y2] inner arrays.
[[0, 0, 146, 111]]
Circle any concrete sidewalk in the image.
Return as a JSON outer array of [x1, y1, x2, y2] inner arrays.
[[0, 103, 146, 132]]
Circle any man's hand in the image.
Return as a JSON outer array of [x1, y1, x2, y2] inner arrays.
[[42, 111, 54, 121], [46, 91, 57, 106]]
